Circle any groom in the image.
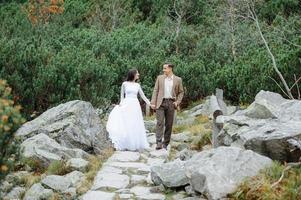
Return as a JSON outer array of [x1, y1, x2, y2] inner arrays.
[[150, 63, 184, 150]]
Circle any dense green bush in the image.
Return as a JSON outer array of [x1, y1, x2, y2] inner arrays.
[[0, 80, 25, 180], [0, 0, 300, 116]]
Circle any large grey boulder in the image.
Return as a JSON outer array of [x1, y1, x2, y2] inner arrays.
[[244, 91, 285, 119], [216, 90, 301, 162], [185, 146, 272, 200], [21, 133, 89, 166], [16, 100, 110, 154], [151, 159, 189, 188]]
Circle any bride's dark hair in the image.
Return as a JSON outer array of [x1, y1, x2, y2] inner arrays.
[[126, 68, 138, 82]]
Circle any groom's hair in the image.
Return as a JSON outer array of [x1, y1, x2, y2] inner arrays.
[[164, 63, 174, 69]]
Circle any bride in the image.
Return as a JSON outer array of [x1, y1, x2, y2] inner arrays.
[[106, 69, 151, 151]]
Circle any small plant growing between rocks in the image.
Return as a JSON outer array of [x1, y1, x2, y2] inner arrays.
[[191, 130, 212, 151], [46, 159, 72, 176], [20, 157, 46, 174]]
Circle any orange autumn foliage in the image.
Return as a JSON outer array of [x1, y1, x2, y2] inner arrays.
[[23, 0, 64, 25]]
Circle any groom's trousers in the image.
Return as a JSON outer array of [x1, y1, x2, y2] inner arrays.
[[155, 98, 175, 146]]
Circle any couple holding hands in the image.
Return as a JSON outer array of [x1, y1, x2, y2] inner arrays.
[[106, 63, 184, 151]]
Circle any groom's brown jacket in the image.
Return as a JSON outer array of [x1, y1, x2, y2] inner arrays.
[[151, 74, 184, 109]]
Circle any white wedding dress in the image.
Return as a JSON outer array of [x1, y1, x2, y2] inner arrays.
[[106, 81, 151, 151]]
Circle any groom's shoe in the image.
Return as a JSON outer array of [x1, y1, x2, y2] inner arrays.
[[156, 143, 163, 150]]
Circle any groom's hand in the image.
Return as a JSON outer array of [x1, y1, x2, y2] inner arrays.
[[173, 102, 178, 108], [150, 104, 156, 110]]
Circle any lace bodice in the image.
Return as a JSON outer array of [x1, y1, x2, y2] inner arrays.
[[120, 81, 151, 105]]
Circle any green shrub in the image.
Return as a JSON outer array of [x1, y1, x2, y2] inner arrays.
[[0, 0, 300, 117]]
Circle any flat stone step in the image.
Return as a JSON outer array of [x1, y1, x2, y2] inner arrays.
[[91, 172, 129, 191], [82, 191, 115, 200], [108, 151, 141, 162]]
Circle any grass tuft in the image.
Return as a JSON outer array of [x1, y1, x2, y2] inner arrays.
[[46, 160, 72, 176]]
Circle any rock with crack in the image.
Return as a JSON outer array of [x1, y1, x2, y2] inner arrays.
[[21, 133, 89, 167], [151, 159, 189, 188], [16, 100, 110, 154], [216, 90, 301, 162], [185, 146, 272, 200]]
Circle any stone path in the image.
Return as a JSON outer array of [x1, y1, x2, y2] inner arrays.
[[81, 132, 171, 200]]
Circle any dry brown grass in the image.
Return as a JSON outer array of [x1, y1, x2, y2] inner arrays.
[[19, 173, 42, 188], [229, 161, 301, 200], [49, 193, 62, 200], [190, 131, 212, 151]]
